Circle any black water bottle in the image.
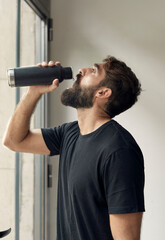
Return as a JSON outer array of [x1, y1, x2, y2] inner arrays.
[[7, 65, 73, 87]]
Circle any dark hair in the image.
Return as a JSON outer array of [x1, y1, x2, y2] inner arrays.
[[97, 56, 142, 118]]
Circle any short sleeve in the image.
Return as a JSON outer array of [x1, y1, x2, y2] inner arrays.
[[102, 148, 145, 214], [41, 124, 67, 156]]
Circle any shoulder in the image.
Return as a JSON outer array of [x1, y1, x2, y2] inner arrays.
[[63, 121, 79, 131], [98, 120, 144, 167], [58, 121, 79, 137], [55, 121, 80, 141], [41, 121, 79, 139], [104, 120, 142, 151], [50, 120, 78, 132]]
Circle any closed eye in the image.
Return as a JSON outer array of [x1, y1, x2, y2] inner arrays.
[[94, 63, 101, 74]]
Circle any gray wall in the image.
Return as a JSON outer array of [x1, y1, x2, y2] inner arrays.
[[49, 0, 165, 239]]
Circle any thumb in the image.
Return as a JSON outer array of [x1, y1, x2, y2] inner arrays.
[[53, 79, 59, 86], [49, 79, 59, 92]]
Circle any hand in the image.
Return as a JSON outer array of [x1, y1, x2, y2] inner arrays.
[[28, 61, 61, 96]]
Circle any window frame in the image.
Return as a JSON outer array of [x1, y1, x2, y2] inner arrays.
[[24, 0, 50, 19]]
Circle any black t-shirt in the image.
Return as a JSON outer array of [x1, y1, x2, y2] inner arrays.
[[41, 120, 145, 240]]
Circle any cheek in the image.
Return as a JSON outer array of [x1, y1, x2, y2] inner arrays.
[[80, 75, 96, 87]]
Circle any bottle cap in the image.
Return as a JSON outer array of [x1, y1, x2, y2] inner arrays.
[[7, 69, 15, 87]]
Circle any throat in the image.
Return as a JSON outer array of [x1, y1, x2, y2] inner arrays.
[[77, 109, 111, 135]]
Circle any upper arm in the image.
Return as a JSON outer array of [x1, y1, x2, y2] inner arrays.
[[109, 212, 143, 240], [8, 129, 50, 155], [103, 148, 145, 215]]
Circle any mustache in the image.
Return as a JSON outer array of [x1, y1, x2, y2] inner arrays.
[[72, 73, 82, 87], [76, 73, 82, 81]]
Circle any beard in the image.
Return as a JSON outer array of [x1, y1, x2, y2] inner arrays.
[[61, 74, 97, 109]]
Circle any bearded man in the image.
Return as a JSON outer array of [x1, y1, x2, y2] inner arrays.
[[3, 56, 145, 240]]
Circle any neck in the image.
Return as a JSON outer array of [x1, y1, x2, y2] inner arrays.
[[77, 107, 111, 135]]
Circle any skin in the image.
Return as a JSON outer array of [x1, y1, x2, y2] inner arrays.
[[75, 62, 112, 135], [3, 60, 143, 240]]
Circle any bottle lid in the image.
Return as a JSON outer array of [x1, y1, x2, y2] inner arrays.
[[7, 69, 15, 87]]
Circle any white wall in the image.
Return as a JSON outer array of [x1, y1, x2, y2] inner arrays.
[[49, 0, 165, 239], [0, 1, 17, 239]]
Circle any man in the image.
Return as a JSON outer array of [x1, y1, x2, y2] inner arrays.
[[3, 56, 145, 240]]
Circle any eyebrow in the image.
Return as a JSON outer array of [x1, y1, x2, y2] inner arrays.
[[94, 63, 101, 73]]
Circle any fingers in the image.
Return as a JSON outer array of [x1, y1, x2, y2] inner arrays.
[[37, 61, 61, 67], [48, 61, 61, 66], [55, 61, 61, 65], [35, 61, 60, 93], [48, 61, 54, 66]]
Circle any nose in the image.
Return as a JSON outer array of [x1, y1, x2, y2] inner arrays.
[[78, 68, 88, 76], [78, 68, 84, 76]]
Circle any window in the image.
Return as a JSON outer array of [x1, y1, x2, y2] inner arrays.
[[0, 0, 49, 239]]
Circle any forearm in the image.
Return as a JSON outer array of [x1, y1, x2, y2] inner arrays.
[[3, 61, 60, 152], [3, 89, 41, 147]]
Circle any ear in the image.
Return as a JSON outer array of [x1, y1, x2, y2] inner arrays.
[[95, 87, 112, 99]]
